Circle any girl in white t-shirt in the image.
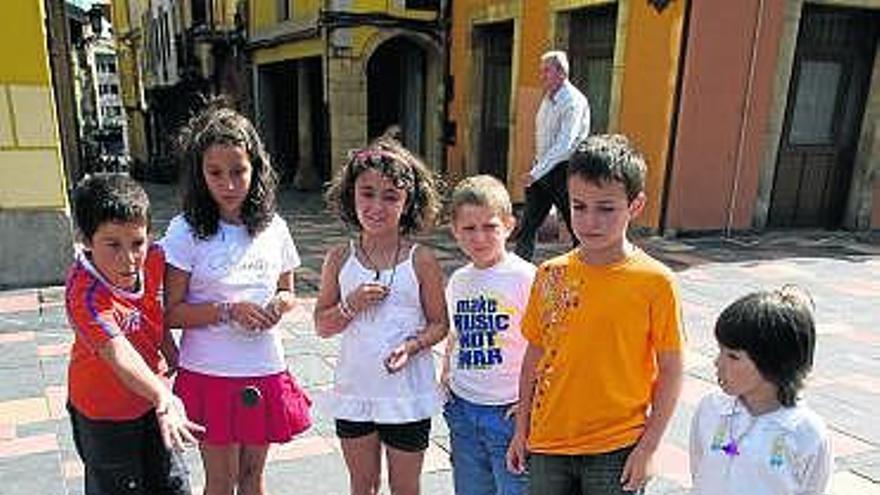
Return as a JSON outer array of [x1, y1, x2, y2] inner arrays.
[[162, 106, 311, 495], [314, 136, 448, 495], [690, 286, 832, 495]]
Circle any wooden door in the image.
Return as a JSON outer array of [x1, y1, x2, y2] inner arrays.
[[769, 6, 879, 227], [478, 22, 513, 183], [568, 4, 617, 134]]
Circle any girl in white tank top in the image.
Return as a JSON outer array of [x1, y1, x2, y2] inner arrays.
[[314, 137, 448, 495]]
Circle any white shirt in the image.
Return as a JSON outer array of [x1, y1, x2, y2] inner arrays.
[[445, 253, 535, 405], [690, 392, 832, 495], [161, 214, 301, 376], [325, 242, 443, 423], [531, 79, 591, 181]]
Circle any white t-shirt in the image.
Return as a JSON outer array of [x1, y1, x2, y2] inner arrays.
[[445, 253, 536, 405], [690, 392, 832, 495], [161, 214, 300, 377]]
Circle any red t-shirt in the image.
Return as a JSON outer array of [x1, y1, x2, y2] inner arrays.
[[66, 244, 166, 420]]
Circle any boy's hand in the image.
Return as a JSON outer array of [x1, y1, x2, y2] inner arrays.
[[506, 429, 528, 475], [620, 442, 655, 492], [438, 366, 451, 402], [504, 402, 518, 420], [156, 395, 205, 451]]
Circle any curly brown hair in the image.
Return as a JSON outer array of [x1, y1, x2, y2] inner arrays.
[[176, 105, 277, 239], [325, 137, 441, 235]]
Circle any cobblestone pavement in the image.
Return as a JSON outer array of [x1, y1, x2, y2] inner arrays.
[[1, 183, 878, 494]]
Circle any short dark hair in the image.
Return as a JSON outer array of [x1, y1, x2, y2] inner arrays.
[[177, 105, 277, 239], [715, 286, 816, 407], [568, 134, 646, 202], [325, 137, 441, 235], [72, 173, 150, 241]]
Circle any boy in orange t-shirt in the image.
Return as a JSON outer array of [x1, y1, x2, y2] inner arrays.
[[66, 174, 203, 494], [506, 135, 684, 494]]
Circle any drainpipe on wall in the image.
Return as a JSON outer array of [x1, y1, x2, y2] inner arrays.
[[658, 0, 692, 236], [725, 0, 765, 237]]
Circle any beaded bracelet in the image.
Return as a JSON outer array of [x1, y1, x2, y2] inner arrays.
[[217, 302, 232, 324], [338, 298, 355, 319]]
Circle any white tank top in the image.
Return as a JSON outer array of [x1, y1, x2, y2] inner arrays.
[[326, 241, 443, 423]]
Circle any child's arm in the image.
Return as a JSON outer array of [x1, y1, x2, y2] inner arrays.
[[164, 265, 276, 331], [158, 325, 179, 376], [385, 246, 448, 372], [97, 336, 204, 448], [507, 342, 543, 474], [621, 349, 684, 491], [314, 245, 354, 337], [265, 270, 296, 323], [439, 330, 454, 398]]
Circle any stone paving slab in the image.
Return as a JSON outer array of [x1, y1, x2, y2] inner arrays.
[[0, 184, 877, 494]]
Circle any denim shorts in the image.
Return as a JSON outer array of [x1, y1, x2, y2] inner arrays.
[[68, 403, 191, 495], [443, 393, 527, 495], [527, 446, 641, 495]]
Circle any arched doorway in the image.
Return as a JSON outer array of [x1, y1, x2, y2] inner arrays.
[[367, 36, 427, 155]]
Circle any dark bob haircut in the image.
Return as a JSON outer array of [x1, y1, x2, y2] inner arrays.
[[72, 173, 150, 241], [325, 137, 441, 235], [176, 105, 277, 239], [715, 286, 817, 407]]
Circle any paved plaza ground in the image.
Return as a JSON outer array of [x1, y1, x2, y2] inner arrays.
[[1, 183, 878, 494]]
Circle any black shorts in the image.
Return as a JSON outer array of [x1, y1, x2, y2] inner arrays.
[[68, 403, 191, 495], [335, 418, 432, 453]]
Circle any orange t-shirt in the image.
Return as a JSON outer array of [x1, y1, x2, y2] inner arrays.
[[66, 244, 166, 420], [521, 248, 684, 455]]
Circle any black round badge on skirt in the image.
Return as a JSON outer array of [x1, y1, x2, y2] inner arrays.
[[241, 385, 262, 408]]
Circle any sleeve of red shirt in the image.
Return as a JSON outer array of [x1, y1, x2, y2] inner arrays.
[[67, 277, 120, 351]]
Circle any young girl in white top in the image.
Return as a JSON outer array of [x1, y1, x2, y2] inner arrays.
[[314, 137, 448, 495], [690, 286, 832, 495], [162, 106, 311, 495]]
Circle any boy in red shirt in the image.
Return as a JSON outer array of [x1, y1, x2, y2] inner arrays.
[[66, 173, 203, 494]]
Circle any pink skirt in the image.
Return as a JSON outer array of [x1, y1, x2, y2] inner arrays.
[[174, 368, 311, 445]]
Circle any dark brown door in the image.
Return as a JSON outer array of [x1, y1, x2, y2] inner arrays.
[[568, 4, 617, 134], [478, 22, 513, 183], [769, 6, 879, 227]]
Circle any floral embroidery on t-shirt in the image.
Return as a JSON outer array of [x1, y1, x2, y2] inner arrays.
[[531, 263, 582, 417]]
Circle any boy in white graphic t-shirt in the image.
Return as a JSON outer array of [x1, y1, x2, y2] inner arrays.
[[442, 175, 537, 495]]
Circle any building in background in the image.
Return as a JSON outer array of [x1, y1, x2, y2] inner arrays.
[[68, 1, 129, 169], [110, 0, 248, 180], [247, 0, 449, 189], [0, 0, 74, 287], [446, 0, 880, 233]]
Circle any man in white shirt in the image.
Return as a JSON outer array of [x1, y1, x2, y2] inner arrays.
[[514, 51, 590, 261]]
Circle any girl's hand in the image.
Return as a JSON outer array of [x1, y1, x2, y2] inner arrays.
[[156, 395, 205, 450], [506, 428, 528, 474], [384, 338, 420, 373], [264, 292, 294, 326], [348, 282, 390, 313], [620, 442, 655, 492], [384, 342, 410, 373], [230, 302, 276, 331]]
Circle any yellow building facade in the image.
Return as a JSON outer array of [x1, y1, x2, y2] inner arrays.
[[248, 0, 447, 185], [447, 0, 685, 229], [0, 0, 74, 287]]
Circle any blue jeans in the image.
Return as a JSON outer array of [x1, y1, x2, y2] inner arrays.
[[443, 393, 527, 495]]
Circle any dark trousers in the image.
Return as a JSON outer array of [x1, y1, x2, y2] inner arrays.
[[527, 446, 642, 495], [69, 403, 191, 495], [514, 163, 576, 261]]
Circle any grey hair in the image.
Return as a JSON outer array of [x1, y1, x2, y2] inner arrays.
[[541, 50, 569, 76]]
